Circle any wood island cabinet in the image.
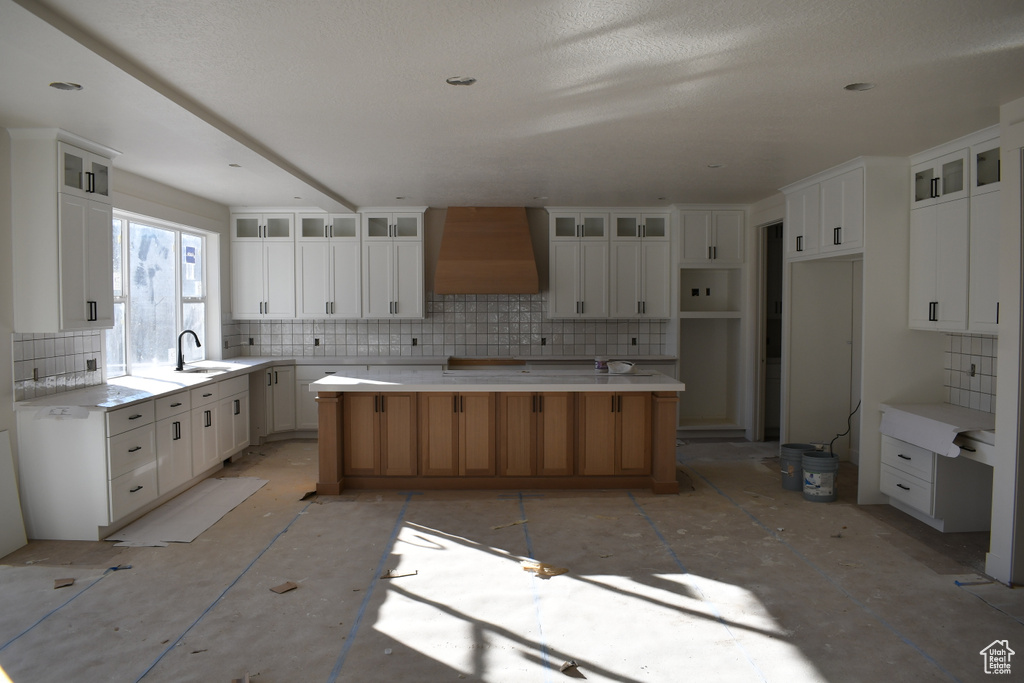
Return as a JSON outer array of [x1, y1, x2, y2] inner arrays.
[[498, 392, 575, 476], [343, 392, 418, 476], [578, 392, 651, 475], [419, 392, 496, 476]]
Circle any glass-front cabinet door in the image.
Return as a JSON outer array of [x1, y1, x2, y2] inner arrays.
[[59, 141, 111, 201], [231, 213, 293, 240], [612, 213, 669, 240], [549, 212, 608, 240], [912, 149, 969, 207]]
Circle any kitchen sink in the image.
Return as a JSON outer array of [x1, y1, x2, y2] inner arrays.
[[178, 366, 232, 375]]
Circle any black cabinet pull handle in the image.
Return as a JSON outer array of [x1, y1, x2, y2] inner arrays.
[[897, 453, 911, 460], [833, 227, 841, 245], [170, 402, 182, 408], [960, 445, 976, 452], [896, 483, 910, 491], [712, 245, 717, 259], [234, 399, 240, 415], [796, 235, 803, 252], [128, 446, 142, 453], [128, 414, 143, 420], [707, 246, 712, 260], [173, 421, 181, 440], [202, 392, 213, 398], [130, 485, 143, 493], [205, 410, 212, 428]]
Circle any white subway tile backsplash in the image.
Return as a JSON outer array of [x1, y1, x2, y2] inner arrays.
[[945, 332, 997, 413]]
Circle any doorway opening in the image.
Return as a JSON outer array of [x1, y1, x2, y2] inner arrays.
[[762, 222, 783, 440]]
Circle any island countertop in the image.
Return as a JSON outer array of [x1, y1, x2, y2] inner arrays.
[[310, 367, 685, 393]]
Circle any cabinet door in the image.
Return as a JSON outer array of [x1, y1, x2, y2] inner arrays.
[[156, 415, 192, 493], [296, 379, 319, 430], [232, 392, 250, 453], [549, 242, 581, 318], [610, 241, 642, 318], [784, 186, 820, 258], [381, 393, 418, 476], [232, 214, 263, 240], [58, 193, 90, 330], [712, 211, 744, 263], [820, 168, 863, 253], [231, 241, 266, 318], [617, 393, 651, 474], [419, 393, 459, 476], [84, 200, 114, 328], [499, 393, 537, 476], [264, 242, 295, 318], [297, 213, 329, 240], [908, 206, 937, 329], [362, 241, 394, 317], [459, 393, 495, 476], [343, 393, 380, 475], [579, 241, 609, 317], [641, 242, 671, 318], [933, 198, 969, 330], [679, 211, 711, 262], [217, 395, 236, 461], [393, 241, 423, 318], [296, 242, 330, 318], [537, 392, 574, 476], [969, 191, 1000, 332], [59, 143, 111, 201], [612, 214, 642, 239], [271, 366, 296, 432], [331, 241, 362, 318], [641, 214, 670, 240], [191, 406, 219, 473], [578, 393, 617, 475]]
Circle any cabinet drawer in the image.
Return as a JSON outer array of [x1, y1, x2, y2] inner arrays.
[[108, 423, 157, 479], [219, 375, 248, 397], [155, 391, 190, 420], [880, 435, 935, 481], [190, 383, 220, 408], [107, 402, 155, 436], [109, 461, 158, 522], [880, 464, 934, 516]]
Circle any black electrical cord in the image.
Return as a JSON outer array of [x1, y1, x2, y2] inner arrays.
[[829, 400, 862, 456]]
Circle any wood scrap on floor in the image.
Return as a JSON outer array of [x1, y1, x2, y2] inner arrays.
[[522, 560, 568, 578], [269, 581, 298, 594]]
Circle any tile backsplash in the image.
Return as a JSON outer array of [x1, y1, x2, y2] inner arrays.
[[945, 333, 997, 413], [12, 331, 104, 401], [226, 292, 667, 359]]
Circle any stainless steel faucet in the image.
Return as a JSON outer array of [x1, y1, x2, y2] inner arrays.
[[176, 330, 202, 371]]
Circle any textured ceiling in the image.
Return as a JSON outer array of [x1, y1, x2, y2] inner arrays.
[[2, 0, 1024, 210]]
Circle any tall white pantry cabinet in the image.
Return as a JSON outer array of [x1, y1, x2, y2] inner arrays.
[[10, 129, 118, 333]]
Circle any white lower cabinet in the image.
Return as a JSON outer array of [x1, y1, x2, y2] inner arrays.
[[879, 435, 992, 532], [156, 392, 193, 494], [191, 383, 221, 474], [261, 365, 297, 434]]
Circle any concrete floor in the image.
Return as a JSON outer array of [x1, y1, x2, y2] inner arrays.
[[1, 438, 1023, 682]]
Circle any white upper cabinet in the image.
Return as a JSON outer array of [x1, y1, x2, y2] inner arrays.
[[231, 212, 293, 240], [972, 138, 1000, 196], [10, 130, 118, 333], [908, 198, 969, 331], [549, 212, 609, 241], [679, 210, 744, 264], [609, 212, 671, 318], [360, 209, 425, 319], [547, 210, 610, 318], [611, 213, 670, 241], [230, 211, 295, 319], [295, 213, 361, 319], [912, 148, 969, 208], [818, 168, 864, 255], [784, 185, 820, 259], [58, 141, 112, 203], [969, 191, 1000, 332]]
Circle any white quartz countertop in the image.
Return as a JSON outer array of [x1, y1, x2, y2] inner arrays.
[[879, 402, 996, 457], [311, 367, 685, 393]]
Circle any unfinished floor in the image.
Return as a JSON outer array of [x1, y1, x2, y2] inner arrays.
[[2, 439, 1022, 682]]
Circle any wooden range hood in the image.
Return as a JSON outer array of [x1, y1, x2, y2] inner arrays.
[[434, 206, 539, 294]]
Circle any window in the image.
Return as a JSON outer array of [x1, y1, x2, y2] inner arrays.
[[105, 213, 208, 378]]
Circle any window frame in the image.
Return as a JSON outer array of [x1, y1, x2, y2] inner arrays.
[[105, 210, 209, 378]]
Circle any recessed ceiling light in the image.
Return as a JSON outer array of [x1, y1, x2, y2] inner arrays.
[[844, 82, 875, 91], [228, 163, 241, 168], [446, 76, 477, 86], [49, 81, 82, 91]]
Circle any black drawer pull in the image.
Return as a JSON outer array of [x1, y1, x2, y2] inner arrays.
[[130, 485, 144, 493], [202, 392, 213, 398], [897, 453, 911, 460], [128, 446, 142, 453], [170, 402, 182, 408], [128, 414, 143, 420], [960, 445, 976, 452], [896, 483, 910, 491]]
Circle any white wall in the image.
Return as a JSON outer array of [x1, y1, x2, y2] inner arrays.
[[988, 97, 1024, 584]]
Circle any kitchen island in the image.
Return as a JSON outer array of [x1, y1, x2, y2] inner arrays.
[[311, 367, 685, 494]]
